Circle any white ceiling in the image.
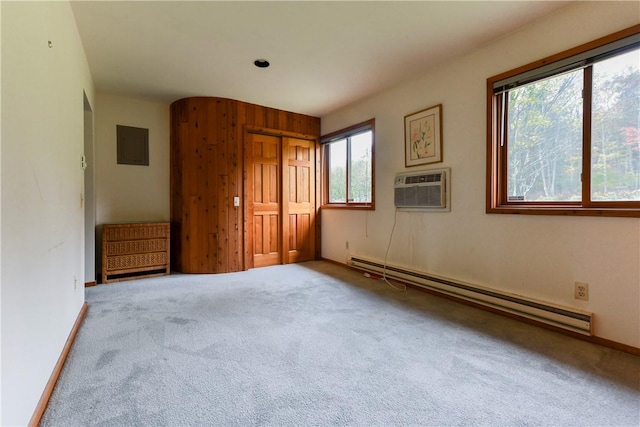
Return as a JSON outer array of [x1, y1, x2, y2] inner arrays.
[[71, 1, 571, 117]]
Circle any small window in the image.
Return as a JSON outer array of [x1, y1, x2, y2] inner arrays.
[[487, 26, 640, 217], [322, 119, 375, 209], [117, 125, 149, 166]]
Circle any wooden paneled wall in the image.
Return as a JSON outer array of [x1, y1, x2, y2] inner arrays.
[[170, 97, 321, 273]]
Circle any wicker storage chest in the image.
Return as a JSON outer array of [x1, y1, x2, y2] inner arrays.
[[102, 222, 170, 283]]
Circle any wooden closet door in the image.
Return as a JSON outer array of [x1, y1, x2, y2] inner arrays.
[[282, 137, 316, 264], [247, 133, 282, 268]]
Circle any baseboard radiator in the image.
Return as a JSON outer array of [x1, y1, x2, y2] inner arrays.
[[348, 255, 592, 335]]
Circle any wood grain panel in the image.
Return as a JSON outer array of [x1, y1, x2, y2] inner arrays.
[[171, 97, 319, 273], [268, 214, 279, 253], [289, 166, 297, 203], [228, 102, 242, 272], [208, 233, 218, 272], [218, 174, 229, 273], [206, 145, 218, 234], [254, 164, 263, 203], [283, 137, 316, 264], [254, 215, 263, 255], [268, 164, 278, 203], [215, 99, 229, 175], [289, 215, 297, 250], [247, 132, 282, 268]]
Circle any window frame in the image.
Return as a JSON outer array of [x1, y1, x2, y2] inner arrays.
[[321, 119, 375, 210], [487, 25, 640, 218]]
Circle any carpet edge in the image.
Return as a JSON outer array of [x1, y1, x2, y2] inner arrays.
[[321, 257, 640, 356], [29, 301, 88, 427]]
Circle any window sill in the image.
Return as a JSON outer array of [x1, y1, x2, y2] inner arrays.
[[322, 203, 375, 211], [487, 205, 640, 218]]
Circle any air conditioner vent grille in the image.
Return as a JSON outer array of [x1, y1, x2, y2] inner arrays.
[[395, 185, 442, 207], [394, 168, 450, 211], [405, 173, 441, 184]]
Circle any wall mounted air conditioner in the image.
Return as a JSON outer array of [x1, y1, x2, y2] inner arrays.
[[394, 168, 450, 211]]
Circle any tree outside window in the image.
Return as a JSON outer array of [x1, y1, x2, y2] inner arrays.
[[323, 120, 375, 210], [487, 26, 639, 217]]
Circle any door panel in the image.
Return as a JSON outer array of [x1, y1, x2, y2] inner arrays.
[[246, 132, 316, 269], [283, 137, 315, 264], [248, 134, 282, 268]]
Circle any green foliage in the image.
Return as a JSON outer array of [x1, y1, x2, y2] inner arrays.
[[591, 67, 640, 201], [506, 56, 639, 202], [328, 141, 372, 203], [329, 165, 346, 203], [349, 150, 372, 202]]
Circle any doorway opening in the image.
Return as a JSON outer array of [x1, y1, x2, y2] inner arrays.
[[83, 92, 96, 285]]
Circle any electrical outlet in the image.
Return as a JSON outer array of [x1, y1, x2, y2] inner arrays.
[[74, 275, 77, 290], [345, 241, 349, 249], [574, 282, 589, 301]]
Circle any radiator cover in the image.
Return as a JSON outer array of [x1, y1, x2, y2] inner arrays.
[[349, 255, 592, 335]]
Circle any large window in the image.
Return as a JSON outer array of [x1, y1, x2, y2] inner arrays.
[[322, 119, 375, 209], [487, 26, 640, 217]]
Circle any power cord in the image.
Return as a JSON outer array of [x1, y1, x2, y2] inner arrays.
[[382, 208, 406, 292]]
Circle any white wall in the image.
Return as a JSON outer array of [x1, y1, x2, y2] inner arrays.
[[0, 3, 4, 422], [1, 1, 95, 425], [321, 2, 640, 347], [95, 93, 170, 225]]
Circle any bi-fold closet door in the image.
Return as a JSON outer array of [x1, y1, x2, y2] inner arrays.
[[170, 97, 321, 274], [245, 131, 317, 269]]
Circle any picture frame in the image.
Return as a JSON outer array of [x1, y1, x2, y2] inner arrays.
[[404, 104, 443, 167]]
